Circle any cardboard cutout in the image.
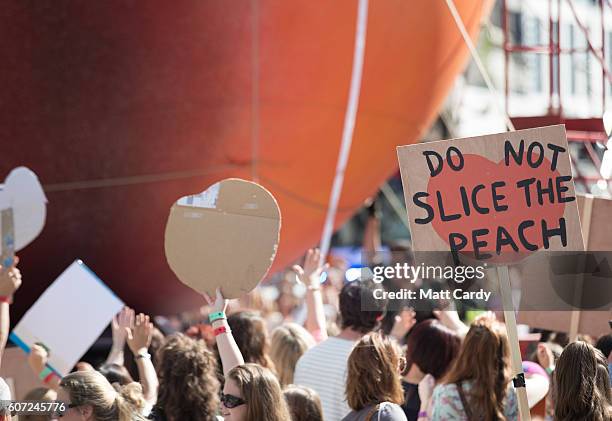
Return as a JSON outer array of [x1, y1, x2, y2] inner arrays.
[[165, 178, 281, 298]]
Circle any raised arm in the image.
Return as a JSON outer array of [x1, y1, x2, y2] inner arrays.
[[106, 306, 135, 366], [126, 313, 158, 406], [0, 259, 21, 365], [292, 248, 328, 342], [203, 289, 244, 377]]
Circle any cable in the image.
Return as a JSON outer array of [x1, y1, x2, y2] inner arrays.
[[319, 0, 369, 264]]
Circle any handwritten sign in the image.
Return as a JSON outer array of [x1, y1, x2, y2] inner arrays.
[[397, 125, 583, 262]]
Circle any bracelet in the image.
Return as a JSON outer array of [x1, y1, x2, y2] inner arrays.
[[545, 366, 555, 375], [418, 410, 428, 419], [208, 311, 226, 323], [39, 366, 53, 381], [214, 326, 230, 336], [135, 352, 151, 360], [307, 285, 321, 291], [0, 296, 11, 304]]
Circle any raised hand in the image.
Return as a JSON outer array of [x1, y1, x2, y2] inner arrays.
[[203, 288, 228, 315], [0, 257, 21, 297], [126, 313, 153, 354], [27, 343, 48, 374], [111, 306, 135, 348], [537, 343, 554, 371], [292, 248, 329, 287]]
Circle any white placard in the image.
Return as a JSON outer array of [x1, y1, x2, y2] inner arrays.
[[10, 260, 124, 376]]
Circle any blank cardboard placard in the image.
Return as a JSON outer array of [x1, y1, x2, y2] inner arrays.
[[164, 178, 281, 298], [0, 167, 47, 254], [396, 125, 584, 260], [517, 193, 612, 337], [10, 260, 124, 376]]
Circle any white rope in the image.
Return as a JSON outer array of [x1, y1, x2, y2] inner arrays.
[[443, 0, 516, 132], [319, 0, 369, 264], [251, 0, 260, 183]]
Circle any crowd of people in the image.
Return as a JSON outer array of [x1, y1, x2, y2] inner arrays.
[[0, 242, 611, 421]]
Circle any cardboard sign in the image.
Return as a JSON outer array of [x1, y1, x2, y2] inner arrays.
[[164, 178, 281, 298], [517, 194, 612, 337], [396, 125, 584, 261], [0, 167, 47, 255], [10, 260, 124, 376]]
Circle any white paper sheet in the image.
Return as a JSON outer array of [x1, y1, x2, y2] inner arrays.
[[10, 260, 123, 376]]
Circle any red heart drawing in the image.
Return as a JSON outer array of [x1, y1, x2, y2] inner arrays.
[[427, 154, 568, 263]]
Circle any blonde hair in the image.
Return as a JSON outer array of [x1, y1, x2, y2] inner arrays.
[[59, 370, 146, 421], [227, 363, 292, 421], [270, 323, 315, 386], [346, 332, 404, 411]]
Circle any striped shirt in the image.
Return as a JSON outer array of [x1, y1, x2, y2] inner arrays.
[[294, 337, 357, 421]]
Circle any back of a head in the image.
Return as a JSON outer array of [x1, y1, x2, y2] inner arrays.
[[554, 341, 612, 421], [98, 363, 134, 386], [21, 388, 57, 421], [443, 317, 511, 420], [227, 311, 274, 370], [283, 384, 323, 421], [60, 370, 145, 421], [346, 332, 404, 411], [156, 333, 220, 421], [405, 318, 460, 380], [595, 334, 612, 360], [270, 323, 316, 386], [339, 280, 387, 334], [228, 363, 292, 421]]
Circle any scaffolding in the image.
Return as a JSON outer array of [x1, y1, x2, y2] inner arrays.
[[501, 0, 611, 192]]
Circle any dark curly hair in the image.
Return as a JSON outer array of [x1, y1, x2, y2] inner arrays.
[[339, 280, 388, 334], [154, 333, 220, 421], [226, 311, 275, 372]]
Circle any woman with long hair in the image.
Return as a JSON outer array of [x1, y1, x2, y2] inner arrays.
[[553, 341, 612, 421], [270, 323, 316, 386], [427, 316, 518, 421], [149, 333, 221, 421], [343, 332, 407, 420], [57, 370, 146, 421], [205, 289, 292, 421], [226, 311, 275, 372]]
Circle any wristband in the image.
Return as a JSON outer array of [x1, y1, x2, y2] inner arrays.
[[0, 296, 11, 304], [545, 366, 555, 375], [209, 311, 226, 323], [214, 326, 230, 336], [418, 410, 428, 419], [135, 352, 151, 360], [39, 366, 53, 381]]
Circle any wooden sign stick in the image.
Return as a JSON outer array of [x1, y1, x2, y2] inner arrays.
[[497, 265, 531, 421]]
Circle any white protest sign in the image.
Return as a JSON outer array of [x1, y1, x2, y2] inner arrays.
[[0, 167, 47, 257], [10, 260, 124, 376]]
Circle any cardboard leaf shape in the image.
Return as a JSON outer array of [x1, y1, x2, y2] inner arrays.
[[164, 178, 281, 298], [0, 167, 47, 252]]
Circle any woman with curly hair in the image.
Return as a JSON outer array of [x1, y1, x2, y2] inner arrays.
[[149, 334, 221, 421], [205, 289, 291, 421], [553, 341, 612, 421]]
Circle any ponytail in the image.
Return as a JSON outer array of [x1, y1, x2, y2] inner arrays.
[[114, 382, 147, 421]]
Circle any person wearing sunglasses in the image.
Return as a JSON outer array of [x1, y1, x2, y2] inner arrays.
[[56, 370, 146, 421], [204, 288, 291, 421]]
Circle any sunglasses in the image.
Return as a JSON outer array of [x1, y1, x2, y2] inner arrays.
[[53, 402, 80, 418], [221, 393, 246, 409]]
